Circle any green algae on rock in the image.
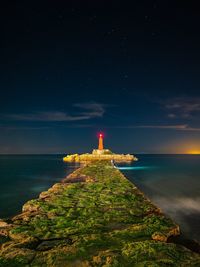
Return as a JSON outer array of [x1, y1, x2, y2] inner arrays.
[[0, 160, 200, 266], [63, 152, 137, 163]]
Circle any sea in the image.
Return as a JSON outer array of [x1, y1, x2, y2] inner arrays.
[[0, 154, 199, 242]]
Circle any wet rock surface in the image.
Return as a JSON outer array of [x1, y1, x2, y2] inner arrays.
[[63, 153, 136, 163], [0, 160, 200, 266]]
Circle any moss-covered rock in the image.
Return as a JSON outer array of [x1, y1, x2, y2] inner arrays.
[[0, 160, 199, 266]]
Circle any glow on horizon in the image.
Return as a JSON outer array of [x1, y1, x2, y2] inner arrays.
[[185, 144, 200, 154], [187, 150, 200, 155], [163, 140, 200, 154]]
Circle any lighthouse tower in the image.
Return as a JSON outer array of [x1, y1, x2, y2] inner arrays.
[[92, 133, 112, 155], [98, 133, 104, 150]]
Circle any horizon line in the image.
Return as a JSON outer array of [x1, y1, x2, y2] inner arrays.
[[0, 153, 199, 155]]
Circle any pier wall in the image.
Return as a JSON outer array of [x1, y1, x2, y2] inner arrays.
[[0, 161, 200, 266]]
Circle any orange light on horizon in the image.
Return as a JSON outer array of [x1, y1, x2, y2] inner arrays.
[[160, 140, 200, 154], [187, 150, 200, 155]]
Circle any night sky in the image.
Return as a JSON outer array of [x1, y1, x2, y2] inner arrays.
[[1, 1, 200, 154]]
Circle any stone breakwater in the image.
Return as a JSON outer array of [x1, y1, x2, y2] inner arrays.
[[63, 153, 137, 163], [0, 161, 200, 266]]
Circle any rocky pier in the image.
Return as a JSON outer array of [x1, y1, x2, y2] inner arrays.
[[0, 160, 200, 266]]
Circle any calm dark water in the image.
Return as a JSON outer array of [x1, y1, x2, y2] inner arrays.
[[0, 154, 199, 243], [0, 155, 79, 218], [118, 154, 200, 242]]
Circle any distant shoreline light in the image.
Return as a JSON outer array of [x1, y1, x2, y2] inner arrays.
[[187, 150, 200, 155]]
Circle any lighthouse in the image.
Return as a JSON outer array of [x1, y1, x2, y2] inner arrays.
[[63, 132, 136, 162], [92, 132, 112, 155], [98, 133, 104, 150]]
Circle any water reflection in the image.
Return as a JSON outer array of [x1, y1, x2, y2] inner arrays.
[[117, 166, 155, 170]]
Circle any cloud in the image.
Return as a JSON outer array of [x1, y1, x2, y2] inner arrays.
[[73, 102, 105, 118], [133, 124, 200, 131], [133, 124, 189, 130], [111, 124, 200, 131], [168, 113, 177, 118], [0, 126, 50, 130], [2, 102, 106, 122], [164, 97, 200, 118]]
